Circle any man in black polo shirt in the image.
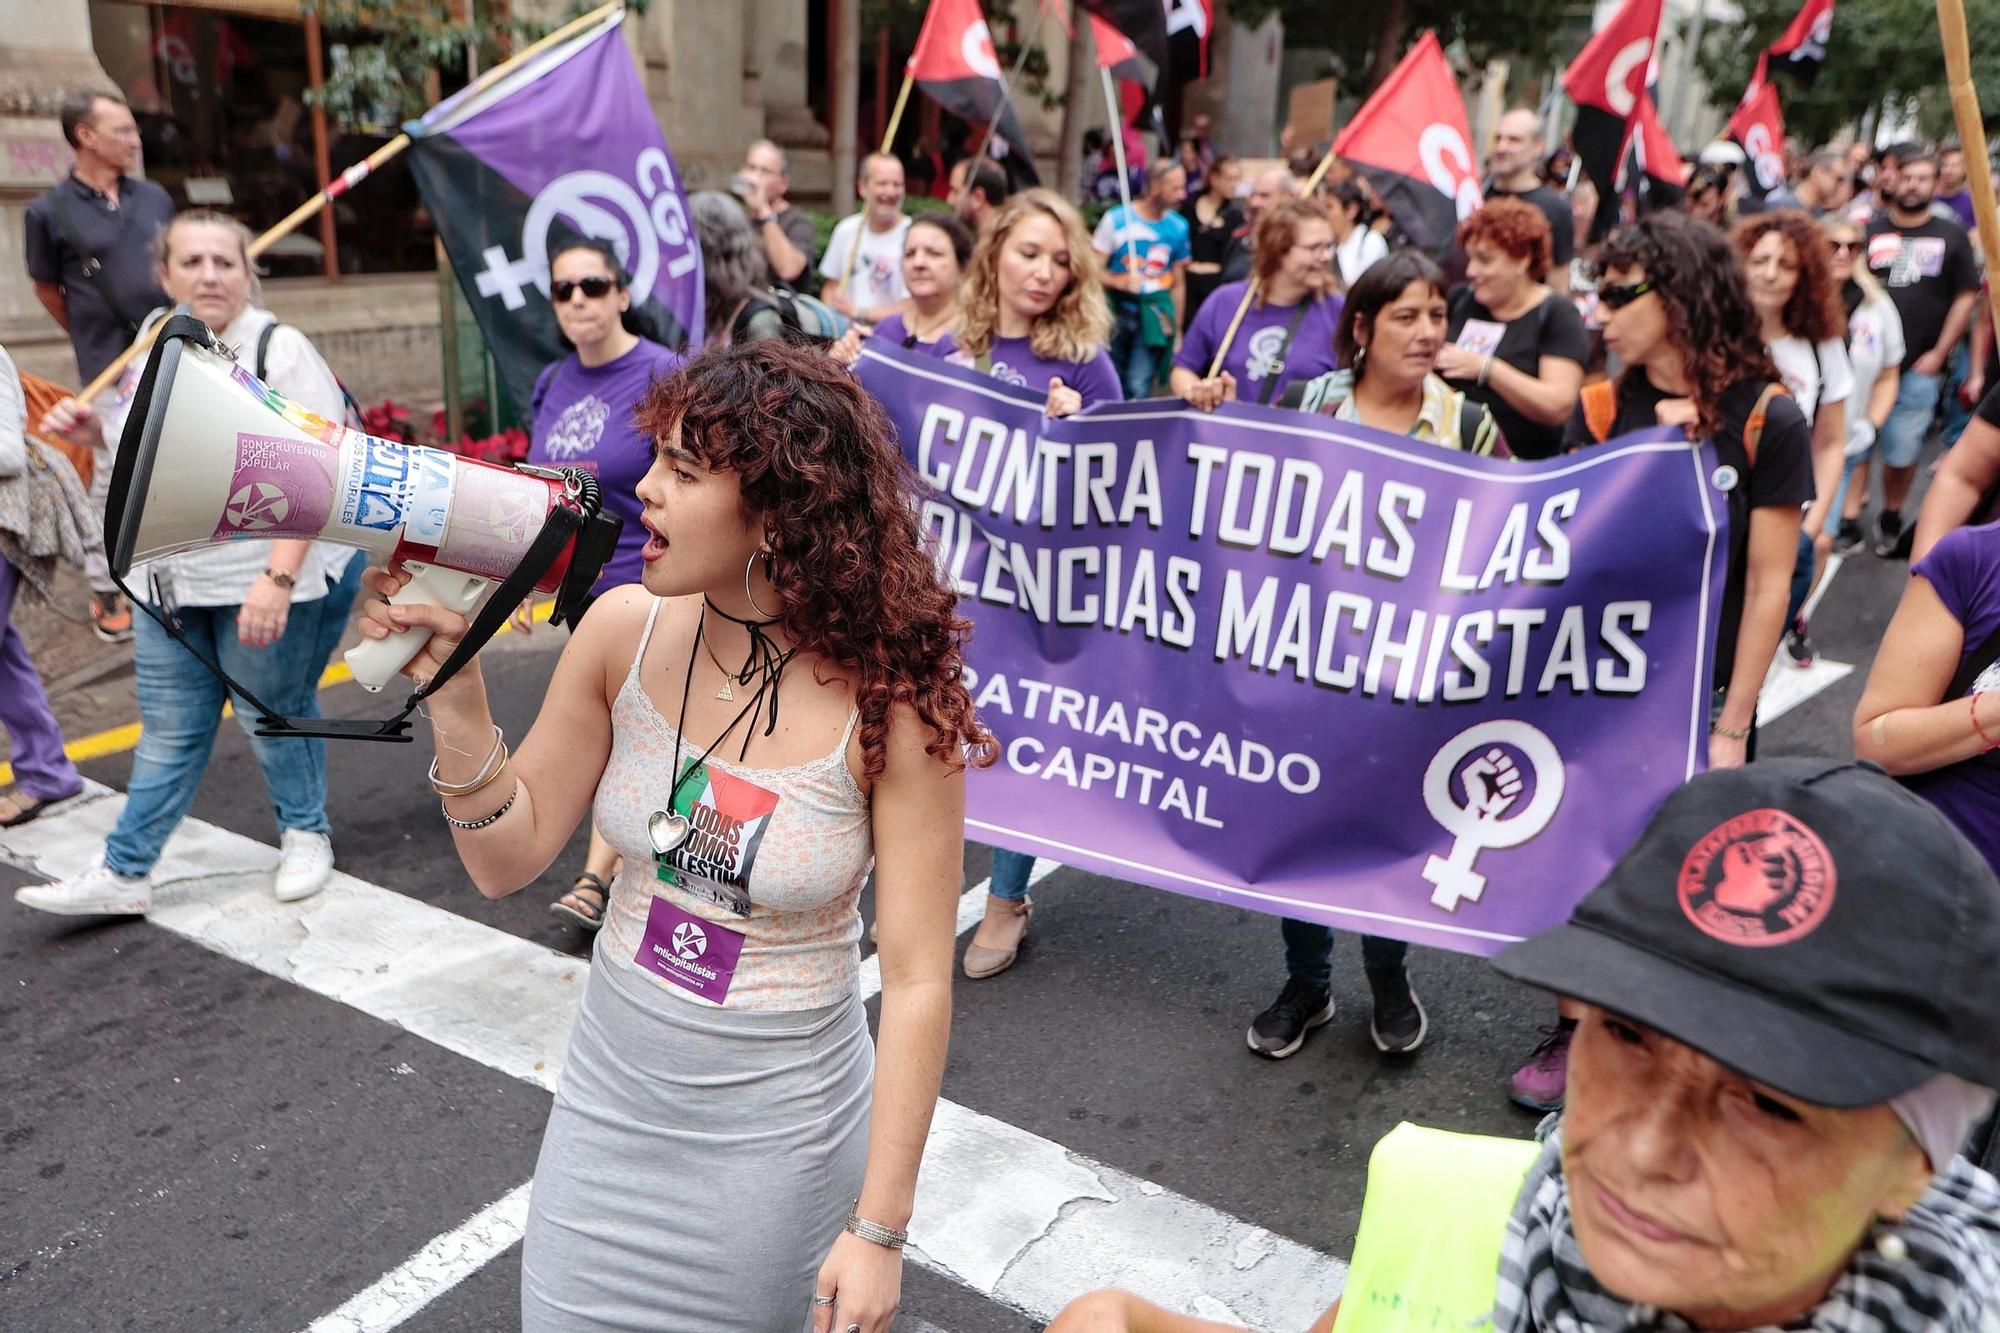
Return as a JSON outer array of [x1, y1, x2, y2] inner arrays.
[[1485, 109, 1573, 294], [1864, 149, 1980, 557], [24, 90, 173, 643]]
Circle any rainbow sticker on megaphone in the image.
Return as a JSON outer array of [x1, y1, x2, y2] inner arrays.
[[230, 363, 346, 448]]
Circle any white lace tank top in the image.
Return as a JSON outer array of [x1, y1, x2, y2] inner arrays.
[[595, 598, 875, 1011]]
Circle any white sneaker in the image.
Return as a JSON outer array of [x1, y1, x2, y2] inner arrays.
[[274, 829, 334, 903], [15, 861, 151, 916]]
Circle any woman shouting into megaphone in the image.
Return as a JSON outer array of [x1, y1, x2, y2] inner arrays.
[[17, 209, 362, 917], [355, 338, 989, 1333]]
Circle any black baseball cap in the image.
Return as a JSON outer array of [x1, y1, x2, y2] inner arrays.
[[1494, 758, 2000, 1108]]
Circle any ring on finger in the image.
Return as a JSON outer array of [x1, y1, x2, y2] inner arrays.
[[810, 1295, 834, 1308]]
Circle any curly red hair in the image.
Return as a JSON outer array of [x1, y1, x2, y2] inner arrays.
[[635, 340, 994, 779], [1457, 198, 1553, 282], [1731, 209, 1844, 345]]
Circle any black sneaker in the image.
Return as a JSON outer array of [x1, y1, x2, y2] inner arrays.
[[1246, 981, 1334, 1059], [1873, 508, 1904, 558], [1832, 518, 1864, 555], [1366, 965, 1428, 1055], [1782, 615, 1816, 668]]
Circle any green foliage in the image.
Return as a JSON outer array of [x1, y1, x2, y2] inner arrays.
[[1694, 0, 2000, 145], [303, 0, 612, 129], [1223, 0, 1572, 91]]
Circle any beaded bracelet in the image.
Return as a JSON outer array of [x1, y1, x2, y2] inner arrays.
[[441, 786, 517, 830], [430, 725, 505, 796], [1972, 694, 1999, 752]]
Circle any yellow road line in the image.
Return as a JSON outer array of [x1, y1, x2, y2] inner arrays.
[[1, 599, 557, 788]]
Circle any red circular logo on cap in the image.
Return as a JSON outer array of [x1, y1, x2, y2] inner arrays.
[[1676, 809, 1837, 947]]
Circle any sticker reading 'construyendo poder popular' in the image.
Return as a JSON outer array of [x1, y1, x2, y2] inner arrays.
[[655, 760, 780, 917], [211, 431, 338, 543], [636, 896, 746, 1003]]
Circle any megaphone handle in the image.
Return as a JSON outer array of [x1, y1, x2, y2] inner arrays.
[[344, 562, 491, 693]]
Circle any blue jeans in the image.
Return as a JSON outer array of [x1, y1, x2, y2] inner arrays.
[[314, 553, 365, 671], [1942, 343, 1974, 449], [1785, 527, 1814, 625], [105, 595, 333, 877], [1108, 298, 1164, 400], [990, 848, 1035, 901], [1282, 918, 1407, 989], [1881, 370, 1942, 469]]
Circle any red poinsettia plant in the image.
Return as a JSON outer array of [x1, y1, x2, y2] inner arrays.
[[357, 397, 530, 467]]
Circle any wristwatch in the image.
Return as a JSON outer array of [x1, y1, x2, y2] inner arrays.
[[751, 213, 776, 226], [263, 568, 296, 590]]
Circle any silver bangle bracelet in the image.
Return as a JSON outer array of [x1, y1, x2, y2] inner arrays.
[[429, 725, 505, 796], [842, 1211, 908, 1250], [441, 786, 517, 830]]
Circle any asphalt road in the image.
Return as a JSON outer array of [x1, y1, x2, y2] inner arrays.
[[0, 494, 1920, 1332]]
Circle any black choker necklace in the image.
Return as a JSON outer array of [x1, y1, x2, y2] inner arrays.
[[646, 602, 794, 857]]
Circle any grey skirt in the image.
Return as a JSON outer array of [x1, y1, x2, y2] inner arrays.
[[521, 941, 874, 1332]]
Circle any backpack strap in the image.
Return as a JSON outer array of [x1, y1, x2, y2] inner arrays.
[[254, 321, 279, 382], [1581, 379, 1617, 443], [1742, 381, 1788, 468]]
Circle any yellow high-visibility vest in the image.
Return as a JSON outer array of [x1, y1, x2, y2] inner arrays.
[[1330, 1123, 1541, 1333]]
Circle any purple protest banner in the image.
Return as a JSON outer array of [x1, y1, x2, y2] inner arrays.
[[856, 342, 1731, 956]]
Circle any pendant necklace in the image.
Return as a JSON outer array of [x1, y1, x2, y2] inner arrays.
[[647, 603, 793, 857]]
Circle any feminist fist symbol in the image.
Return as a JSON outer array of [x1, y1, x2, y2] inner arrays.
[[1460, 748, 1524, 820]]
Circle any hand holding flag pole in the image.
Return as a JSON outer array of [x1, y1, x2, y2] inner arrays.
[[74, 0, 627, 406], [1202, 143, 1344, 380]]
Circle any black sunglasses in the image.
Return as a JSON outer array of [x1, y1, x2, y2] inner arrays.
[[1597, 280, 1656, 311], [1828, 239, 1863, 254], [551, 276, 618, 301]]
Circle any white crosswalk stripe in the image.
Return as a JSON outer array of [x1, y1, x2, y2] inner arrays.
[[1, 785, 1344, 1331]]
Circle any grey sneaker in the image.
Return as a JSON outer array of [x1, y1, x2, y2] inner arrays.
[[1366, 965, 1428, 1055], [1247, 981, 1335, 1059]]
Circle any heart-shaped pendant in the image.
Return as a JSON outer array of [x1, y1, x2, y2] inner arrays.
[[648, 810, 691, 857]]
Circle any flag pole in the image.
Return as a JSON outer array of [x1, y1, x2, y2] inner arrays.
[[1203, 140, 1343, 379], [1936, 0, 2000, 341], [970, 8, 1050, 171], [1099, 65, 1143, 282], [74, 0, 626, 404], [880, 68, 916, 155]]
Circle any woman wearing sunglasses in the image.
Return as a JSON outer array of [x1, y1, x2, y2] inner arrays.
[[1821, 218, 1907, 556], [527, 237, 685, 932]]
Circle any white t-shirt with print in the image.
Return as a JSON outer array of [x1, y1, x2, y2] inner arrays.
[[1768, 333, 1855, 425], [1843, 293, 1907, 455], [818, 213, 910, 314]]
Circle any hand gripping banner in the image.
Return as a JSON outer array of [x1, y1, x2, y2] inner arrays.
[[856, 343, 1731, 957]]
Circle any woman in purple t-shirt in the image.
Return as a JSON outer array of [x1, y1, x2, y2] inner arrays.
[[950, 189, 1122, 978], [954, 189, 1122, 420], [525, 238, 682, 932], [1170, 197, 1343, 411], [829, 212, 975, 368], [1855, 519, 2000, 873]]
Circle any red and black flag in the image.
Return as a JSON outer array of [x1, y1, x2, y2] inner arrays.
[[1744, 0, 1834, 104], [1072, 0, 1170, 81], [1562, 0, 1663, 241], [1089, 14, 1150, 86], [1729, 80, 1788, 210], [909, 0, 1039, 183], [1332, 33, 1482, 258], [1631, 88, 1687, 208], [1165, 0, 1214, 83]]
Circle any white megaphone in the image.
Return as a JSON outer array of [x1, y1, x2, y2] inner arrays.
[[106, 316, 618, 697]]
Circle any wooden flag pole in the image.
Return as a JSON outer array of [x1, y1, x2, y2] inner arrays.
[[1936, 0, 2000, 341], [1204, 139, 1343, 379], [880, 69, 916, 156], [74, 0, 626, 404]]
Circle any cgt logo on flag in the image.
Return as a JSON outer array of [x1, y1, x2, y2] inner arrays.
[[473, 151, 699, 312]]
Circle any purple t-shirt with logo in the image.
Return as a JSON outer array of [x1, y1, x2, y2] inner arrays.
[[871, 312, 962, 360], [1173, 281, 1343, 404], [982, 334, 1123, 408], [1907, 520, 2000, 873], [530, 338, 682, 594]]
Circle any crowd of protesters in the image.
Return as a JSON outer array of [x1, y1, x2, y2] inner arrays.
[[9, 86, 2000, 1333]]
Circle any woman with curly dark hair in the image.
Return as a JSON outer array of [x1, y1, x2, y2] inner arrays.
[[1517, 213, 1814, 1117], [1734, 209, 1853, 668], [354, 339, 989, 1332]]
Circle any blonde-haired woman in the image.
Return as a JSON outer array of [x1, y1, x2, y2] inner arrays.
[[1824, 214, 1907, 556], [953, 188, 1121, 977], [19, 209, 357, 915], [955, 188, 1120, 421]]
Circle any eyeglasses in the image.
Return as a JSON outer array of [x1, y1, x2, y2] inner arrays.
[[1596, 280, 1655, 311], [551, 276, 617, 301], [1828, 239, 1863, 254]]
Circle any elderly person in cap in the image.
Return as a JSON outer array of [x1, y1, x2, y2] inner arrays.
[[1048, 758, 2000, 1333]]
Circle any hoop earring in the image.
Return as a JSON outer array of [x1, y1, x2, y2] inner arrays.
[[744, 548, 779, 622]]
